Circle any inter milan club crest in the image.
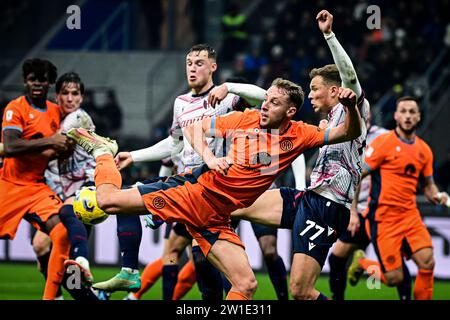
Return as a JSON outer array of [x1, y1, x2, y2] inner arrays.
[[152, 197, 166, 209], [280, 139, 293, 151]]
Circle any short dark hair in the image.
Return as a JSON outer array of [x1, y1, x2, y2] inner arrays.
[[55, 72, 85, 94], [309, 64, 341, 87], [187, 44, 217, 61], [22, 58, 57, 84], [396, 95, 419, 108], [271, 78, 305, 111]]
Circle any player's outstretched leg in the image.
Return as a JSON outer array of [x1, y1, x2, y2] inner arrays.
[[68, 128, 145, 293]]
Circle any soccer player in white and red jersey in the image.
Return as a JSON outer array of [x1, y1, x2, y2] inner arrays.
[[93, 44, 267, 299]]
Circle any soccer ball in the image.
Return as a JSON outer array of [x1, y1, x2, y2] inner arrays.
[[73, 186, 109, 225]]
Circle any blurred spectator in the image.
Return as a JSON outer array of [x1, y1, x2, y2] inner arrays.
[[231, 54, 250, 81], [243, 48, 268, 83], [0, 94, 8, 126], [436, 149, 450, 193], [444, 23, 450, 47], [187, 0, 205, 44], [140, 0, 164, 49], [221, 2, 248, 62], [101, 90, 123, 140], [82, 90, 108, 137]]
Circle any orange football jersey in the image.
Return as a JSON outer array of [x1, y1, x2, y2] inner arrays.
[[1, 96, 61, 184]]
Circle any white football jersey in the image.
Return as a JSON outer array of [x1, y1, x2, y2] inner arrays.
[[309, 93, 370, 209], [170, 86, 241, 171], [45, 108, 96, 200]]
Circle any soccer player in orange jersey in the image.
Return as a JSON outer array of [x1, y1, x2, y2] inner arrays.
[[347, 96, 449, 300], [68, 77, 361, 300], [0, 59, 72, 300]]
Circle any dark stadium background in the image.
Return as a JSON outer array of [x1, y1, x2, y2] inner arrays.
[[0, 0, 449, 300]]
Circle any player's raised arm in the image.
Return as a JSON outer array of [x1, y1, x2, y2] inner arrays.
[[115, 98, 185, 170], [115, 135, 183, 170], [317, 10, 362, 98], [324, 87, 362, 144], [208, 82, 266, 108], [2, 129, 68, 156]]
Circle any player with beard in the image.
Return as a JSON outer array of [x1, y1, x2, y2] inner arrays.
[[347, 96, 449, 300]]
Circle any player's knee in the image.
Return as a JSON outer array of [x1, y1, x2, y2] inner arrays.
[[167, 242, 185, 258], [235, 276, 258, 297], [385, 272, 404, 287], [163, 252, 179, 265], [290, 282, 315, 300], [417, 255, 435, 270], [32, 234, 51, 256], [332, 241, 354, 258], [262, 248, 278, 262]]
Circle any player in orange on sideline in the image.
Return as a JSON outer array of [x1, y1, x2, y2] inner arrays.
[[68, 77, 362, 300], [347, 96, 449, 300], [0, 59, 72, 300]]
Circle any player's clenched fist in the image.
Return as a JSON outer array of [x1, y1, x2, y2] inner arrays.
[[338, 87, 357, 108], [316, 10, 333, 34]]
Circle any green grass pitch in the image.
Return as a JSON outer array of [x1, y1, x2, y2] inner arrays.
[[0, 262, 449, 300]]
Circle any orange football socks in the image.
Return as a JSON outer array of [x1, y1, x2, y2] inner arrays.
[[95, 154, 122, 189], [413, 269, 433, 300], [226, 291, 250, 300], [43, 223, 70, 300]]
